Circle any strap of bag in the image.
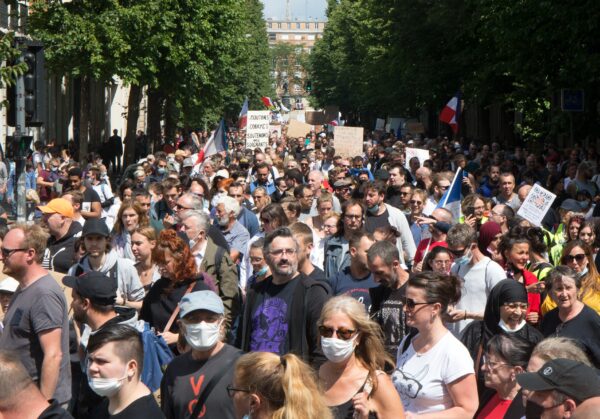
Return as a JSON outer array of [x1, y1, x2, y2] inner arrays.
[[163, 281, 195, 333], [190, 355, 233, 418], [474, 342, 484, 371]]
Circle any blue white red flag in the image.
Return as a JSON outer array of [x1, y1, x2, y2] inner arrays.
[[436, 168, 463, 222], [439, 93, 461, 134], [238, 98, 248, 129], [195, 119, 226, 165]]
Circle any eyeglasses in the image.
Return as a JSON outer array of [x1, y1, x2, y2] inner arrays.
[[448, 246, 470, 257], [269, 248, 296, 257], [438, 185, 450, 191], [564, 253, 586, 263], [226, 385, 251, 398], [503, 302, 529, 311], [399, 192, 411, 196], [403, 297, 432, 310], [410, 200, 423, 205], [318, 326, 357, 340], [1, 247, 27, 258], [482, 355, 510, 370]]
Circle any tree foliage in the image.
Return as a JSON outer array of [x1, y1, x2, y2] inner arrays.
[[310, 0, 600, 139]]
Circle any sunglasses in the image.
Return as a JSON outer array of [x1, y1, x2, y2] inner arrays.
[[448, 246, 470, 257], [410, 200, 423, 205], [404, 298, 432, 310], [563, 253, 586, 263], [318, 326, 357, 340]]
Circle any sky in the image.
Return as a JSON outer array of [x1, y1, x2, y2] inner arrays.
[[261, 0, 327, 20]]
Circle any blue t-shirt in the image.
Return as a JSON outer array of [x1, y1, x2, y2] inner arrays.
[[328, 266, 378, 312]]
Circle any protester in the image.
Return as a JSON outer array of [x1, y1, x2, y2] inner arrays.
[[540, 266, 600, 367], [324, 199, 365, 277], [392, 271, 477, 417], [422, 245, 453, 274], [87, 324, 164, 418], [0, 224, 72, 406], [67, 167, 102, 219], [288, 221, 327, 281], [230, 352, 333, 419], [140, 229, 212, 346], [112, 201, 149, 260], [161, 290, 242, 419], [131, 226, 160, 292]]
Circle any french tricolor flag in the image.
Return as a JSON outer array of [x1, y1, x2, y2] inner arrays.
[[238, 98, 248, 129], [439, 93, 461, 134], [195, 119, 226, 165]]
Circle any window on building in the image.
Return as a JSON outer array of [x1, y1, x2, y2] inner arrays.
[[268, 22, 272, 28], [305, 23, 309, 29], [307, 35, 315, 41], [287, 22, 291, 29], [268, 33, 276, 41], [280, 34, 289, 40], [294, 35, 302, 40], [296, 22, 300, 29], [277, 22, 282, 29]]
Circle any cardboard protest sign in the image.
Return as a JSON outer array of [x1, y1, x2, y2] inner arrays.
[[334, 126, 364, 158], [287, 119, 313, 138], [406, 122, 425, 134], [404, 148, 430, 170], [246, 111, 271, 150], [517, 184, 557, 227]]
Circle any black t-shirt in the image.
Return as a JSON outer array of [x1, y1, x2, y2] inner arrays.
[[39, 400, 74, 419], [365, 208, 389, 233], [370, 282, 408, 356], [161, 344, 242, 419], [540, 305, 600, 368], [249, 278, 299, 354], [306, 265, 328, 283], [91, 394, 164, 419], [82, 186, 101, 213], [140, 278, 211, 333], [329, 266, 379, 312]]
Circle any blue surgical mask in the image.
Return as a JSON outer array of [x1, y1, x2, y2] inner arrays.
[[157, 167, 166, 175], [367, 204, 379, 215], [256, 266, 268, 276], [455, 248, 473, 266]]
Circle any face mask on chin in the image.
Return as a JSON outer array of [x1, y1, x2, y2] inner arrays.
[[88, 369, 131, 397], [367, 203, 380, 215]]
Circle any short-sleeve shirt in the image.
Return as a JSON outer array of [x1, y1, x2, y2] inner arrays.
[[370, 283, 408, 356], [81, 187, 101, 213], [161, 344, 242, 419], [221, 221, 250, 257], [392, 331, 474, 414], [365, 208, 390, 233], [0, 274, 72, 404], [249, 279, 298, 354], [329, 266, 379, 312], [91, 394, 164, 419]]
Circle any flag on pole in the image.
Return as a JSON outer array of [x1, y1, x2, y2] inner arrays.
[[195, 119, 226, 165], [261, 96, 275, 110], [436, 168, 463, 222], [238, 98, 248, 129], [439, 92, 461, 134]]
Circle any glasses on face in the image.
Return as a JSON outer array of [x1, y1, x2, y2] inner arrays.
[[226, 385, 251, 398], [318, 325, 357, 340], [324, 223, 337, 229], [269, 248, 296, 257], [482, 355, 510, 370], [410, 200, 423, 205], [403, 297, 432, 310], [503, 302, 528, 311], [399, 192, 411, 196], [438, 185, 450, 191], [1, 247, 27, 258], [448, 246, 470, 257], [564, 253, 586, 263]]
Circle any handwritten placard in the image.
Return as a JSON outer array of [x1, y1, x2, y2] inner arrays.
[[246, 111, 271, 150], [334, 126, 364, 158]]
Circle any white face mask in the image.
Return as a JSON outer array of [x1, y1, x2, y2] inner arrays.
[[321, 335, 357, 363], [88, 370, 130, 397], [185, 320, 222, 351], [498, 318, 527, 333]]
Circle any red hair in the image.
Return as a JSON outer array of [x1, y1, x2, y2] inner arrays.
[[153, 229, 198, 292]]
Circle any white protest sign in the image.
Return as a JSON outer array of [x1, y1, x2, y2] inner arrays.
[[517, 184, 557, 227], [246, 111, 271, 150], [404, 147, 430, 170], [334, 126, 364, 158]]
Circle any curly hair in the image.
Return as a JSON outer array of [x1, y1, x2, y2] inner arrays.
[[152, 229, 198, 293]]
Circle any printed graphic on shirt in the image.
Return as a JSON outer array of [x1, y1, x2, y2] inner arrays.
[[249, 297, 289, 353], [392, 363, 429, 408]]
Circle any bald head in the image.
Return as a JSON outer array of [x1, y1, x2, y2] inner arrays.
[[415, 167, 432, 180], [518, 184, 532, 202], [432, 208, 453, 223]]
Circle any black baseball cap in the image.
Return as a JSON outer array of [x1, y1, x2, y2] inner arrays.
[[517, 358, 600, 403], [62, 271, 117, 305], [82, 218, 110, 238]]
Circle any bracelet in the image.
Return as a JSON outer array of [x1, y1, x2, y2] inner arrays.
[[464, 310, 467, 320]]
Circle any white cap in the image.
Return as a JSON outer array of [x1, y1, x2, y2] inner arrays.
[[216, 169, 229, 179], [0, 277, 18, 293]]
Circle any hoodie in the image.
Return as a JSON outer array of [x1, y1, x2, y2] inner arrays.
[[68, 249, 146, 302]]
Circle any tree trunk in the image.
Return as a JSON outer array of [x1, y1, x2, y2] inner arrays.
[[124, 84, 143, 167], [164, 94, 177, 144], [147, 88, 163, 153], [78, 75, 91, 162]]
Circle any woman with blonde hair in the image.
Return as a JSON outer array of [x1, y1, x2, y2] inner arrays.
[[318, 296, 405, 418], [112, 200, 149, 260], [230, 351, 333, 419]]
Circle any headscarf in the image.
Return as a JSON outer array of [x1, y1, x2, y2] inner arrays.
[[478, 221, 502, 257], [482, 279, 528, 343]]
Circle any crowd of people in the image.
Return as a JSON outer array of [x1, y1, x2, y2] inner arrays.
[[0, 128, 600, 418]]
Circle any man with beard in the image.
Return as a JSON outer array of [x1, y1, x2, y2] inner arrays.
[[289, 222, 326, 282], [236, 227, 330, 366], [294, 184, 314, 223], [0, 224, 71, 407], [478, 164, 501, 198], [367, 240, 410, 357], [39, 198, 82, 273], [214, 196, 250, 263], [62, 271, 140, 417]]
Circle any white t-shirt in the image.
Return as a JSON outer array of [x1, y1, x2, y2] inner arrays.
[[392, 331, 474, 414], [448, 256, 506, 337]]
